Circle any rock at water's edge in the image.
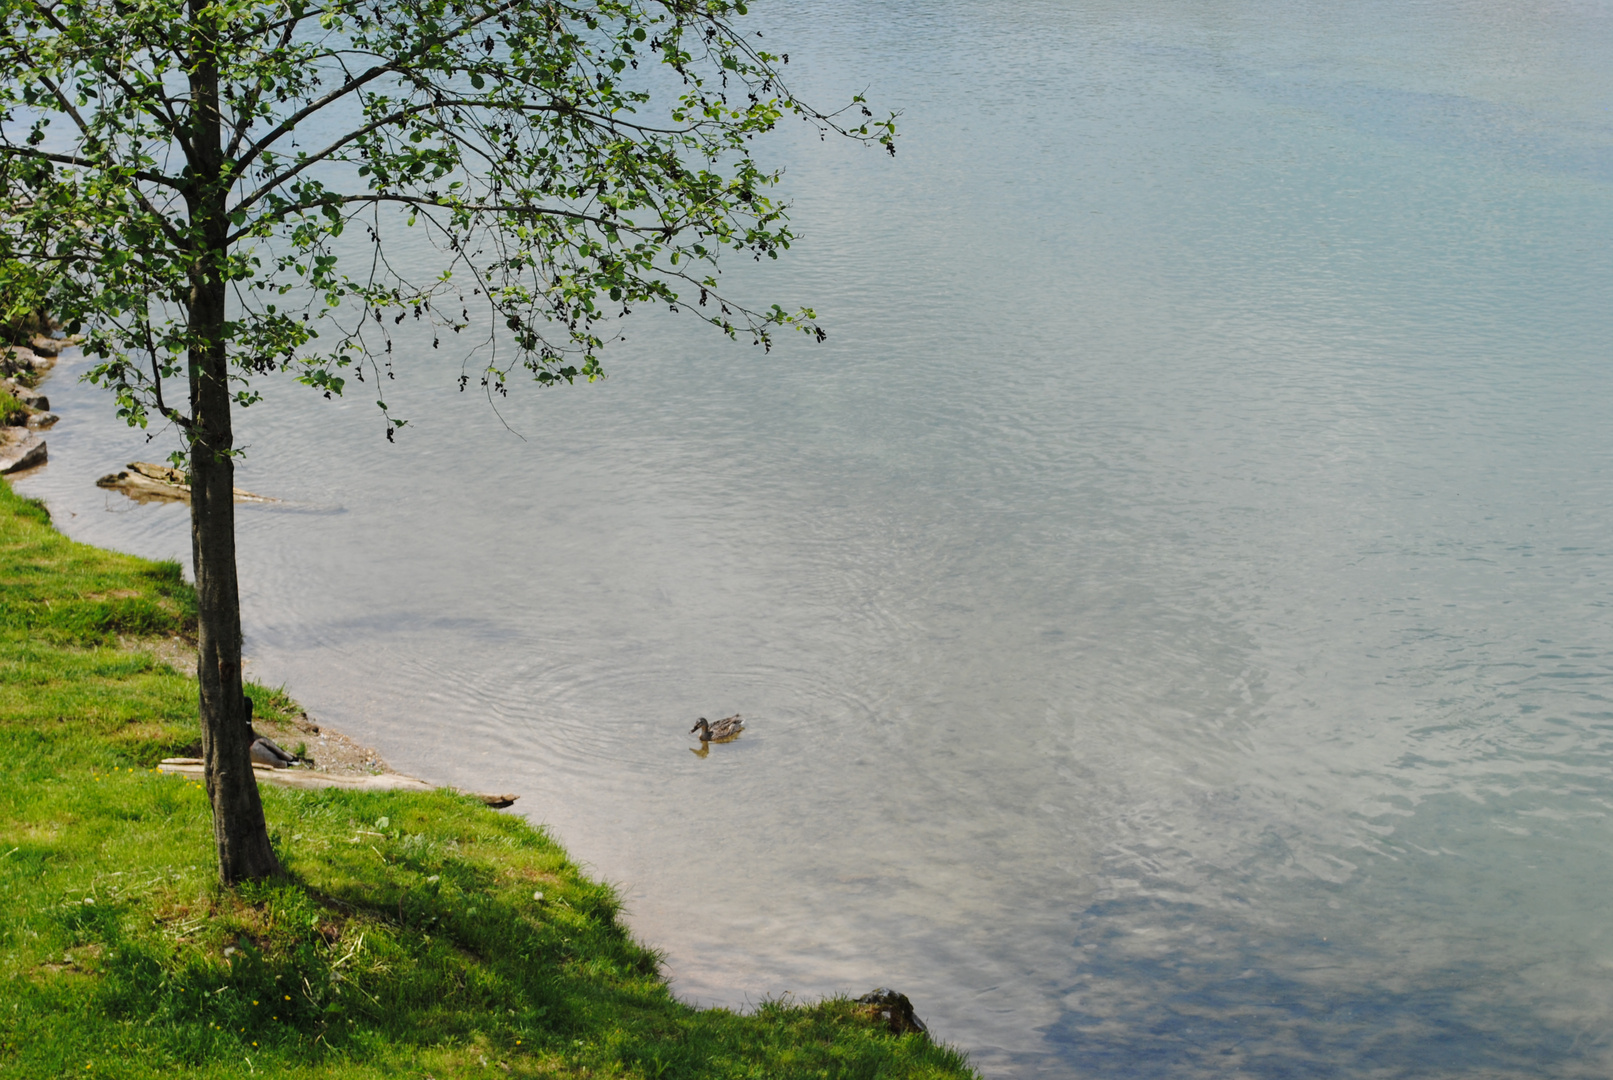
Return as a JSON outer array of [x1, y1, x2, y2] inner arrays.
[[96, 461, 277, 504], [856, 989, 928, 1036], [0, 434, 46, 474], [1, 346, 41, 374], [97, 469, 188, 503], [28, 334, 81, 357], [5, 384, 47, 410]]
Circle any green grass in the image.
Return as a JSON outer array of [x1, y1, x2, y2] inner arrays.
[[0, 478, 977, 1079], [0, 389, 29, 428]]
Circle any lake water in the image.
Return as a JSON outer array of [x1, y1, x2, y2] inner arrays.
[[16, 0, 1613, 1074]]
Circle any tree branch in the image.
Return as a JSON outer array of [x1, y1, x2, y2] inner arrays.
[[232, 62, 401, 177], [29, 3, 194, 157], [142, 306, 193, 430], [0, 146, 180, 190], [33, 74, 94, 140], [234, 1, 516, 175], [225, 11, 310, 160], [231, 104, 420, 214], [20, 78, 189, 249], [227, 192, 665, 245]]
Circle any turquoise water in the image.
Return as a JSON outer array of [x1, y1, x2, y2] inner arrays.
[[18, 0, 1613, 1074]]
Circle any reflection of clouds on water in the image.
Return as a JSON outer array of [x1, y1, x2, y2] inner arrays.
[[1132, 41, 1613, 185], [1045, 895, 1588, 1079], [1043, 776, 1613, 1077]]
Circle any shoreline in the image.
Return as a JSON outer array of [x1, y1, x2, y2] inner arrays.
[[0, 330, 67, 474], [0, 330, 968, 1076], [0, 320, 966, 1074], [3, 331, 473, 792], [0, 459, 975, 1079]]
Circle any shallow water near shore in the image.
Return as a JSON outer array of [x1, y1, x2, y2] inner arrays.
[[17, 0, 1613, 1074]]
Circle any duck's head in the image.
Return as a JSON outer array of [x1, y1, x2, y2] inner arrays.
[[690, 718, 710, 737]]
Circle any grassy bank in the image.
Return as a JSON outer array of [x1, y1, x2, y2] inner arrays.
[[0, 478, 977, 1080]]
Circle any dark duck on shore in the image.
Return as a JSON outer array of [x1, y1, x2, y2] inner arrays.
[[244, 695, 299, 768], [690, 714, 745, 743]]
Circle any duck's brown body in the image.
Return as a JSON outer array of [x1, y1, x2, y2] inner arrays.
[[691, 714, 745, 742]]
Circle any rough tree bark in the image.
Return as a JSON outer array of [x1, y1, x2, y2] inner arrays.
[[186, 6, 281, 884]]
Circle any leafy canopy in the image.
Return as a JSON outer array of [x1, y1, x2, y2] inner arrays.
[[0, 0, 895, 438]]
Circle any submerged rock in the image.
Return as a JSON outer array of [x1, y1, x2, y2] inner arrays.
[[96, 461, 277, 504], [128, 460, 186, 485], [97, 466, 188, 503]]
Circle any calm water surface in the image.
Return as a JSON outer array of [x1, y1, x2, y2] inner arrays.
[[18, 0, 1613, 1074]]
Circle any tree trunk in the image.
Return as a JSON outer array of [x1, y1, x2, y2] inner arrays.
[[189, 288, 281, 885], [187, 5, 281, 885]]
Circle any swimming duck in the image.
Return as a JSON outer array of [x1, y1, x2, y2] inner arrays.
[[690, 714, 745, 743]]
